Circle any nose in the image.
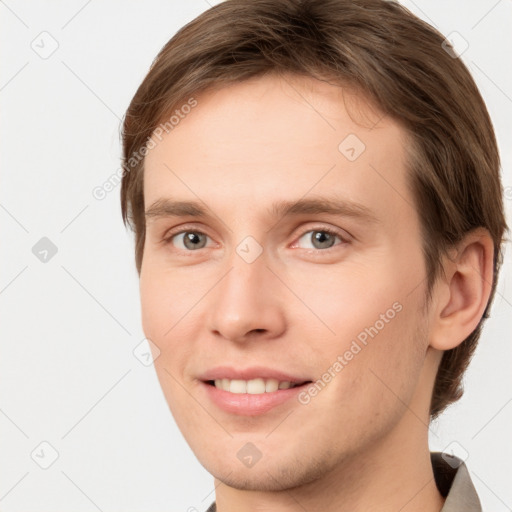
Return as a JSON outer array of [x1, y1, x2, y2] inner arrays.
[[206, 245, 287, 344]]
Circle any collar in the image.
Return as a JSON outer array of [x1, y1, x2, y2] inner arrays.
[[432, 451, 482, 511]]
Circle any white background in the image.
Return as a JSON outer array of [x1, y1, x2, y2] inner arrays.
[[1, 1, 511, 511]]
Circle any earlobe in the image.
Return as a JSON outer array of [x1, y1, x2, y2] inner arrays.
[[429, 228, 494, 351]]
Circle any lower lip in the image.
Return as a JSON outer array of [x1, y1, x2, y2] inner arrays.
[[201, 381, 309, 416]]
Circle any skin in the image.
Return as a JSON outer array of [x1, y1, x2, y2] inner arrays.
[[139, 73, 493, 512]]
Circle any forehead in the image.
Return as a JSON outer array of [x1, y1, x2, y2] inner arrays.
[[143, 73, 414, 227]]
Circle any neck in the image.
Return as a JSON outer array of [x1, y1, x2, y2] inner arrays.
[[214, 412, 444, 512]]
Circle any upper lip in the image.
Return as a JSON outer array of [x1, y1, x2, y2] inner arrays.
[[198, 366, 311, 384]]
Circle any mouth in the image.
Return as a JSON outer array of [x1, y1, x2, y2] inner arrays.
[[200, 373, 313, 416], [204, 378, 311, 394], [197, 366, 314, 415]]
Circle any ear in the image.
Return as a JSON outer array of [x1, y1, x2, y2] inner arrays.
[[428, 228, 494, 351]]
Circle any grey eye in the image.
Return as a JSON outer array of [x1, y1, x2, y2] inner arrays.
[[297, 230, 340, 250], [174, 232, 209, 250]]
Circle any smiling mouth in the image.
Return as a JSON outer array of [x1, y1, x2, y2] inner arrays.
[[205, 378, 312, 394]]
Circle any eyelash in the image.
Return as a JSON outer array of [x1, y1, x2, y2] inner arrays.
[[162, 225, 348, 253]]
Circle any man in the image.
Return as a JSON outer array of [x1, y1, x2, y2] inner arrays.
[[120, 0, 507, 510]]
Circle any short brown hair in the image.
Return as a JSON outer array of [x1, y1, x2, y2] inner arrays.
[[120, 0, 507, 418]]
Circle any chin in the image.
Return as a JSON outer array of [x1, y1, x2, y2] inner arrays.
[[195, 440, 337, 493]]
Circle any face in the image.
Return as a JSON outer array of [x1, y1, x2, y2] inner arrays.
[[140, 74, 435, 491]]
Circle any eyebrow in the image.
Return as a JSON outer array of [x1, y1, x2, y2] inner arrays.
[[145, 196, 379, 224]]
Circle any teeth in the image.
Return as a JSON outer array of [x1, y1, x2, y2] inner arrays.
[[265, 378, 279, 392], [247, 378, 265, 394], [230, 379, 247, 394], [212, 378, 300, 394]]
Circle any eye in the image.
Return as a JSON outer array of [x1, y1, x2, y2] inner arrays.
[[295, 227, 346, 250], [165, 230, 212, 251], [162, 226, 348, 253]]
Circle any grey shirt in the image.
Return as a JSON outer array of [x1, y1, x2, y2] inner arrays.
[[205, 452, 481, 512]]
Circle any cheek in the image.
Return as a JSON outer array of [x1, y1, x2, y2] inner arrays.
[[291, 258, 427, 411], [139, 268, 198, 416], [284, 261, 404, 350], [139, 270, 166, 341], [346, 298, 427, 418], [139, 260, 199, 341], [139, 262, 208, 390]]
